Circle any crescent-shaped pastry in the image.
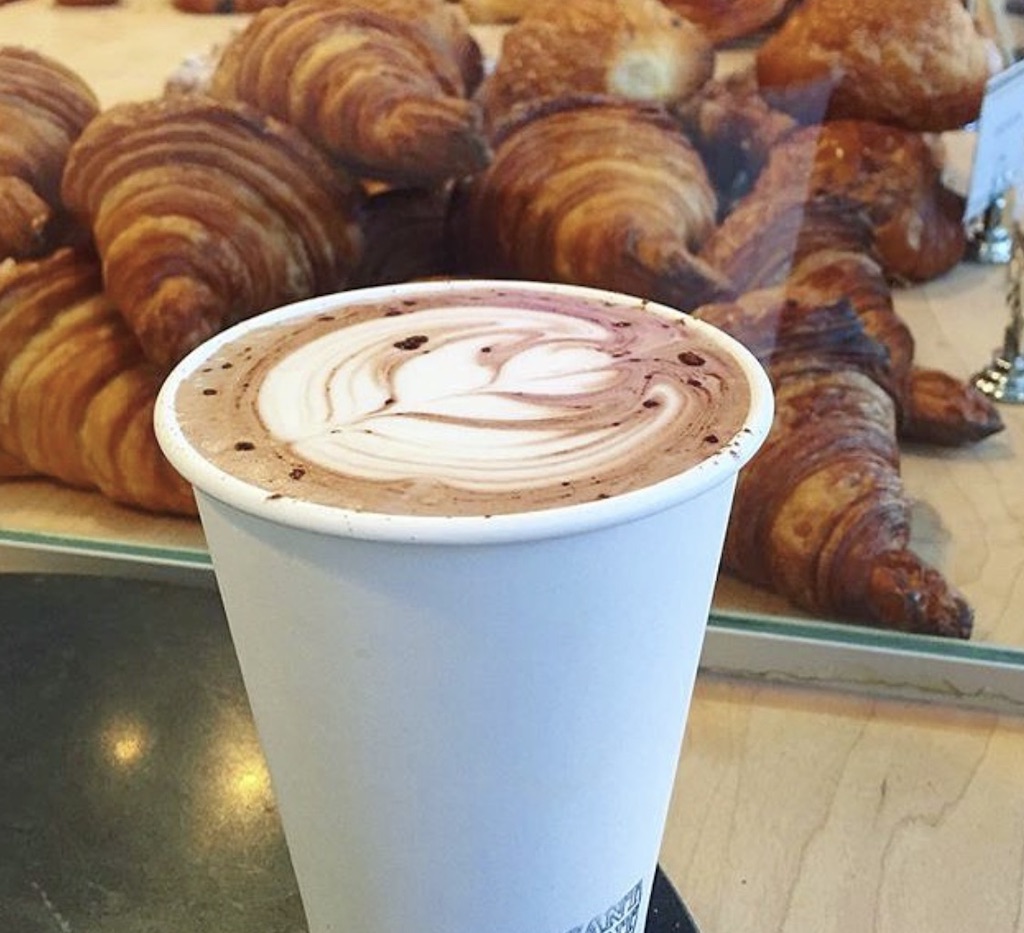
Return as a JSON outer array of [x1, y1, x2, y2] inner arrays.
[[0, 47, 98, 262], [662, 0, 792, 45], [61, 94, 364, 371], [696, 293, 973, 638], [456, 96, 733, 313], [0, 249, 195, 516], [209, 0, 488, 185]]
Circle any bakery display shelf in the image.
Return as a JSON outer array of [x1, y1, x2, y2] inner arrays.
[[1, 0, 1022, 709]]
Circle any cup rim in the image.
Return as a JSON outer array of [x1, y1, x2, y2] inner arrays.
[[154, 279, 774, 545]]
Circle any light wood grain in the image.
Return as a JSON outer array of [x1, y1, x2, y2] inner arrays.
[[668, 675, 1024, 932]]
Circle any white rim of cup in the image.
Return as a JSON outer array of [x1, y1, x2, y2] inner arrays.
[[154, 279, 775, 545]]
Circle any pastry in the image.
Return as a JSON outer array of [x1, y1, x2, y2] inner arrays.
[[755, 0, 991, 132], [209, 0, 489, 185], [61, 94, 364, 371], [696, 291, 974, 638], [750, 120, 967, 283], [901, 367, 1005, 447], [0, 47, 99, 261], [0, 249, 195, 516], [477, 0, 713, 131], [455, 96, 734, 313]]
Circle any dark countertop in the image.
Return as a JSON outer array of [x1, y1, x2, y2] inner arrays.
[[0, 574, 698, 933]]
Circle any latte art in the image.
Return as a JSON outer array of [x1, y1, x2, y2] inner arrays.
[[173, 285, 752, 516]]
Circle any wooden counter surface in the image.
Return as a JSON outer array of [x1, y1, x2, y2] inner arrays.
[[2, 2, 1023, 930]]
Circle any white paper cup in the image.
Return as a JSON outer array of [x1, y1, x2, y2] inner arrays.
[[155, 280, 773, 933]]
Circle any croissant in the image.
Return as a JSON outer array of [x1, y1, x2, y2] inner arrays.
[[750, 120, 966, 283], [0, 249, 195, 516], [455, 96, 734, 312], [901, 367, 1005, 447], [0, 47, 99, 261], [695, 292, 973, 638], [699, 189, 876, 295], [61, 94, 364, 371], [755, 0, 991, 132], [476, 0, 714, 131], [209, 0, 489, 185]]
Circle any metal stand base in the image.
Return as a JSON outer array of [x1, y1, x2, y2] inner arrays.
[[973, 354, 1024, 403]]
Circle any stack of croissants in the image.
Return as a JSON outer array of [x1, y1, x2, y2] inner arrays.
[[0, 0, 1010, 637]]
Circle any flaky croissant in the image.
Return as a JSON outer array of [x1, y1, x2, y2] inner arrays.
[[476, 0, 714, 132], [0, 47, 98, 262], [696, 293, 973, 638], [750, 120, 966, 283], [209, 0, 489, 185], [0, 249, 195, 516], [455, 96, 734, 312], [61, 94, 364, 371]]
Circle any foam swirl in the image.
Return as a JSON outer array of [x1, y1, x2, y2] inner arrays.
[[175, 287, 751, 516]]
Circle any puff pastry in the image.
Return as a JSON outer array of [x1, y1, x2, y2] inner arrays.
[[755, 0, 991, 131], [696, 292, 973, 638], [0, 249, 195, 515], [210, 0, 489, 185], [750, 120, 966, 283], [0, 47, 98, 262], [477, 0, 713, 131], [61, 95, 364, 370], [456, 97, 733, 312]]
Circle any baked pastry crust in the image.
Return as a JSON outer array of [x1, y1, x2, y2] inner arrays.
[[210, 0, 488, 185], [696, 292, 973, 637], [61, 94, 364, 370], [755, 0, 991, 131], [477, 0, 713, 131], [457, 96, 733, 313], [0, 249, 195, 515], [0, 47, 98, 261], [751, 120, 966, 283]]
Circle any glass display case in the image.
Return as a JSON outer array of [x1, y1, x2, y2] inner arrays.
[[0, 0, 1022, 712]]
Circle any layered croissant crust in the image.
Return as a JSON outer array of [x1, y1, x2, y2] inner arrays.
[[755, 0, 991, 132], [456, 97, 733, 312], [662, 0, 791, 45], [61, 94, 364, 371], [209, 0, 489, 185], [0, 249, 195, 516], [696, 294, 973, 638], [0, 47, 99, 262], [476, 0, 714, 131]]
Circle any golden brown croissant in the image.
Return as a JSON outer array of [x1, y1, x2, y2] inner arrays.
[[61, 94, 364, 371], [0, 249, 195, 515], [476, 0, 714, 131], [209, 0, 489, 185], [750, 120, 966, 283], [901, 367, 1005, 447], [0, 47, 99, 261], [699, 189, 876, 295], [696, 293, 973, 638], [455, 96, 734, 312], [755, 0, 991, 132]]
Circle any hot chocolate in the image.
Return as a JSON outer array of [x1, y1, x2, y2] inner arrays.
[[170, 281, 753, 517]]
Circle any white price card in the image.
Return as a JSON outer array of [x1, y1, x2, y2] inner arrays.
[[965, 57, 1024, 222]]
